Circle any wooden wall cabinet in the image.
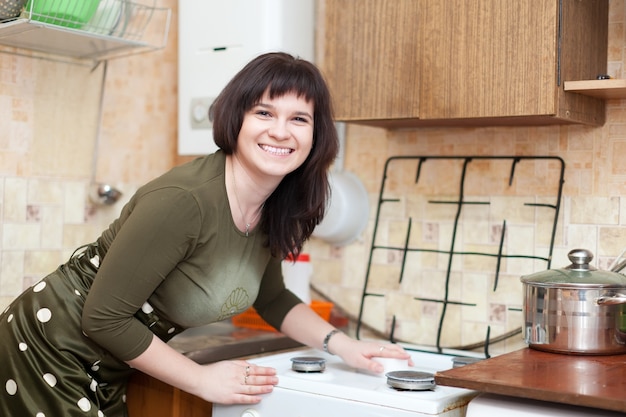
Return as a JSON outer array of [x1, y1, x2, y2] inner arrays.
[[319, 0, 608, 128], [320, 0, 421, 123]]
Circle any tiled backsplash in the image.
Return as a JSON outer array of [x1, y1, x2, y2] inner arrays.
[[307, 123, 626, 355], [2, 0, 626, 355]]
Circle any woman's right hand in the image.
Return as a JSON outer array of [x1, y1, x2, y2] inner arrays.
[[194, 359, 278, 405], [126, 336, 278, 405]]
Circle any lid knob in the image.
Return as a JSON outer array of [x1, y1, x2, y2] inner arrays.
[[566, 248, 596, 272]]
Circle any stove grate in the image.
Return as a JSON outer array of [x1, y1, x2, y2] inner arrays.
[[356, 156, 565, 356]]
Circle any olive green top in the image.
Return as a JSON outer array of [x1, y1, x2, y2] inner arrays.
[[82, 151, 301, 361]]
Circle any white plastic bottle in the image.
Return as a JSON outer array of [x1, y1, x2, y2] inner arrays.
[[282, 253, 313, 305]]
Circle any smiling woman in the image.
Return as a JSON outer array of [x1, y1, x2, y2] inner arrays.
[[0, 52, 412, 416], [210, 52, 339, 259]]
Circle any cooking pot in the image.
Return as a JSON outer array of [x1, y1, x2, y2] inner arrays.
[[521, 248, 626, 355]]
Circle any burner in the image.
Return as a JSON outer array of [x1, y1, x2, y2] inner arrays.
[[290, 356, 326, 373], [451, 356, 483, 368], [385, 370, 436, 391]]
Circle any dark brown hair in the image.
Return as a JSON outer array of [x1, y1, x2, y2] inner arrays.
[[210, 52, 339, 258]]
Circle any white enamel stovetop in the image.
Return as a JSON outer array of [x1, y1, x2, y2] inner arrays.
[[213, 347, 478, 417]]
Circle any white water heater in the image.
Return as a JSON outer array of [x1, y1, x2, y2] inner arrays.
[[177, 0, 315, 155]]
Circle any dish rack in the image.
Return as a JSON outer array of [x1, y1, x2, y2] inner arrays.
[[0, 0, 171, 64]]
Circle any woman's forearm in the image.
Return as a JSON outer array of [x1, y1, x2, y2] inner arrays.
[[125, 335, 278, 405], [280, 303, 412, 374], [126, 335, 204, 395], [279, 303, 347, 353]]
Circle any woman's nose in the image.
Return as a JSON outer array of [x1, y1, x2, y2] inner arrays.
[[268, 121, 290, 140]]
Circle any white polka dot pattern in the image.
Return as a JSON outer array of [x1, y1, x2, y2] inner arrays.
[[77, 397, 91, 412], [36, 308, 52, 323], [1, 270, 119, 414], [1, 245, 157, 414], [0, 0, 26, 20], [43, 373, 57, 387], [5, 379, 17, 395]]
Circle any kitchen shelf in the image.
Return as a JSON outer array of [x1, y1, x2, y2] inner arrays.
[[564, 79, 626, 100], [0, 0, 171, 64]]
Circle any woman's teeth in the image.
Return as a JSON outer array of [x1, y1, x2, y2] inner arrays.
[[260, 145, 292, 155]]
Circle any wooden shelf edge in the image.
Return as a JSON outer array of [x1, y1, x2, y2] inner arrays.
[[564, 79, 626, 100]]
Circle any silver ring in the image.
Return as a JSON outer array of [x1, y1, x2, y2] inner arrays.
[[244, 375, 248, 385], [245, 365, 251, 376], [379, 346, 385, 353]]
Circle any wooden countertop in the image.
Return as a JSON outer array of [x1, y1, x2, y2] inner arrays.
[[167, 321, 302, 364], [435, 348, 626, 412]]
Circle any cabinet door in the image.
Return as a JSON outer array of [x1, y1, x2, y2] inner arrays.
[[126, 371, 213, 417], [557, 0, 607, 125], [419, 0, 558, 120], [320, 0, 421, 122]]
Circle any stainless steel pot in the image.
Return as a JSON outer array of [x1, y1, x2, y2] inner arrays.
[[521, 248, 626, 355]]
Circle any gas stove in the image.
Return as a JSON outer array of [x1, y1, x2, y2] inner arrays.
[[213, 347, 478, 417]]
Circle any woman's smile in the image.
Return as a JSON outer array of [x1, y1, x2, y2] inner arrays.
[[258, 144, 293, 156]]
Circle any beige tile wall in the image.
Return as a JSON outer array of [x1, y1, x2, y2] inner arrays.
[[1, 0, 625, 355], [0, 0, 178, 309]]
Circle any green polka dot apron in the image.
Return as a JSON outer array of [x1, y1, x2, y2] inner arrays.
[[0, 244, 182, 416]]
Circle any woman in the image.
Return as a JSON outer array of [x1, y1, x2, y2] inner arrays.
[[0, 52, 410, 416]]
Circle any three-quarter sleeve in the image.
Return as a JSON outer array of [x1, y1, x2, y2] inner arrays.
[[82, 187, 201, 361]]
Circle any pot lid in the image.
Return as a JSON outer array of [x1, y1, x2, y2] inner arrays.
[[520, 249, 626, 287]]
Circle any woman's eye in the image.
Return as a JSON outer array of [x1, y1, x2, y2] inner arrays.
[[294, 116, 310, 123], [256, 110, 271, 117]]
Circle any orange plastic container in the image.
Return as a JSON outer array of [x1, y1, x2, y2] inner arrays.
[[232, 300, 333, 332]]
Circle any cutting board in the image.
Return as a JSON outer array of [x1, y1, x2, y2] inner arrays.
[[435, 348, 626, 412]]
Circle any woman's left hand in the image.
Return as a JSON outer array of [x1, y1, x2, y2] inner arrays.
[[330, 334, 413, 374]]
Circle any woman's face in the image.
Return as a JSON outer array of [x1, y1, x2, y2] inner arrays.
[[236, 90, 314, 181]]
